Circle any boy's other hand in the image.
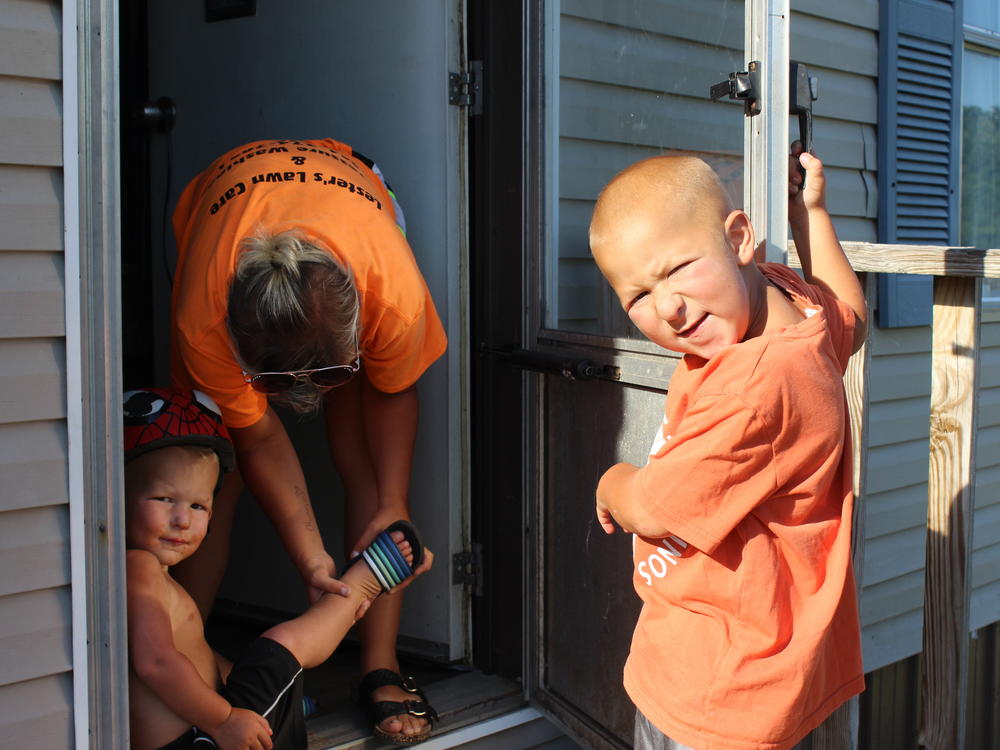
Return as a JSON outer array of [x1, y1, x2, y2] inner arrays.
[[788, 141, 828, 225], [596, 462, 640, 534], [212, 707, 272, 750]]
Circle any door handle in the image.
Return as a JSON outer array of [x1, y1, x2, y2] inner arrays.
[[790, 62, 818, 154], [481, 346, 620, 382]]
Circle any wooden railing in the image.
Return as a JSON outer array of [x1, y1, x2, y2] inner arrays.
[[787, 242, 1000, 750]]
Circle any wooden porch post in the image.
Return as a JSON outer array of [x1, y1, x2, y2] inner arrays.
[[918, 275, 982, 749]]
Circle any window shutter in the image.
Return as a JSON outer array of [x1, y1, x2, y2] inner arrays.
[[877, 0, 963, 327]]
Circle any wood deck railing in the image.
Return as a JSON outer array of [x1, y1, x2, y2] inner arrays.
[[787, 242, 1000, 750]]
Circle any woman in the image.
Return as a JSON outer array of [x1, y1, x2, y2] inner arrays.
[[169, 138, 446, 744]]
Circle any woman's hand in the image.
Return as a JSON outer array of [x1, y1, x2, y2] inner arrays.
[[299, 551, 349, 603]]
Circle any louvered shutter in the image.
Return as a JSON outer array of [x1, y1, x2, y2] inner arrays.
[[877, 0, 963, 327]]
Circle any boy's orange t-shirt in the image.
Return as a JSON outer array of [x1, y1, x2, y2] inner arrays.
[[169, 138, 447, 428], [623, 264, 864, 750]]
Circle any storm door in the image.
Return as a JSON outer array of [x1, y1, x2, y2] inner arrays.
[[519, 1, 791, 747]]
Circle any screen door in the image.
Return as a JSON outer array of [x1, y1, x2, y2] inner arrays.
[[521, 1, 787, 746]]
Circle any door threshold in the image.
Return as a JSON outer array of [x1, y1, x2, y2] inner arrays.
[[307, 670, 524, 749]]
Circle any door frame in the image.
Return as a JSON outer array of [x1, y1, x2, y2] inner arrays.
[[68, 0, 129, 747]]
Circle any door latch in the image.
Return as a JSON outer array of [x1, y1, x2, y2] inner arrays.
[[710, 62, 761, 116], [483, 346, 621, 382]]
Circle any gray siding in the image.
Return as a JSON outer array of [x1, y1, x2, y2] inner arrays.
[[972, 315, 1000, 631], [0, 0, 72, 746]]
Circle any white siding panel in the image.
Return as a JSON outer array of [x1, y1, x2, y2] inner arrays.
[[866, 441, 930, 494], [810, 66, 878, 125], [792, 12, 878, 76], [560, 14, 742, 97], [560, 79, 742, 158], [975, 384, 1000, 426], [0, 505, 69, 596], [831, 216, 877, 242], [862, 608, 923, 670], [0, 420, 67, 511], [0, 339, 66, 424], [864, 484, 928, 538], [0, 674, 72, 749], [867, 396, 930, 447], [860, 569, 924, 627], [563, 0, 744, 49], [971, 577, 1000, 631], [0, 587, 71, 685], [863, 524, 927, 587], [0, 166, 62, 251], [0, 252, 64, 337], [868, 352, 932, 401], [0, 76, 61, 167], [792, 0, 878, 30], [0, 0, 60, 81]]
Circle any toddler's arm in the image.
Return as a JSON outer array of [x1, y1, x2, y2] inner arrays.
[[789, 144, 868, 352], [127, 551, 272, 749]]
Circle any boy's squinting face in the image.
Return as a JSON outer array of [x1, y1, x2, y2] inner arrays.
[[595, 208, 755, 360], [125, 446, 218, 567]]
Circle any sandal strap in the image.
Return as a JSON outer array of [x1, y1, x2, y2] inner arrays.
[[358, 669, 438, 726], [370, 698, 439, 725], [344, 520, 425, 594], [359, 668, 408, 695]]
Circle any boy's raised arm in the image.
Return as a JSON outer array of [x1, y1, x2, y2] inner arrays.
[[127, 551, 273, 749], [788, 145, 868, 352]]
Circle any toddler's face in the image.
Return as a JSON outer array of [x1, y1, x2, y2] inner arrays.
[[124, 446, 218, 567], [594, 208, 755, 360]]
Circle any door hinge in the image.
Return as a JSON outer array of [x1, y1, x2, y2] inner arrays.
[[452, 544, 483, 595], [449, 60, 483, 116]]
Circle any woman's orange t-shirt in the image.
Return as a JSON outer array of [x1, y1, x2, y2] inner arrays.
[[169, 138, 447, 428], [623, 264, 864, 750]]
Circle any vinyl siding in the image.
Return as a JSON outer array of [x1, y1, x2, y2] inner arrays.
[[0, 0, 72, 746], [972, 316, 1000, 631]]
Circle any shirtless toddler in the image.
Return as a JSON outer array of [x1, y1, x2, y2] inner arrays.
[[123, 388, 430, 750]]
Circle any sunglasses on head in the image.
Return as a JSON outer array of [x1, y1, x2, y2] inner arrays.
[[244, 355, 361, 395]]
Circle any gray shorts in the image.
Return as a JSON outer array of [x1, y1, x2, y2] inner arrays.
[[634, 709, 804, 750], [633, 710, 696, 750]]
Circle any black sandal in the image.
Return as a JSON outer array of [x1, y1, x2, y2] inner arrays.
[[358, 669, 438, 745]]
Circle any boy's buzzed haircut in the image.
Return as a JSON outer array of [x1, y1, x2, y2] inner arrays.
[[590, 155, 733, 253]]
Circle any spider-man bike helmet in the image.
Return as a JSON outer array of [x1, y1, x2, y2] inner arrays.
[[123, 387, 235, 471]]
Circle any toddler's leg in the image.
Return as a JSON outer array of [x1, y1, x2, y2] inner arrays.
[[262, 531, 415, 669]]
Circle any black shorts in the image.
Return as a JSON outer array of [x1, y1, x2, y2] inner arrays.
[[156, 637, 305, 750]]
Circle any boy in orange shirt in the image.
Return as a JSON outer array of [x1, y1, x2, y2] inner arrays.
[[589, 146, 867, 750], [123, 388, 431, 750]]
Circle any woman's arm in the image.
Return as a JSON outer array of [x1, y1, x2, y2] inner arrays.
[[230, 407, 348, 600]]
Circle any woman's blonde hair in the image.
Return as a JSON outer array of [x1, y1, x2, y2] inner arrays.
[[227, 230, 360, 414]]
